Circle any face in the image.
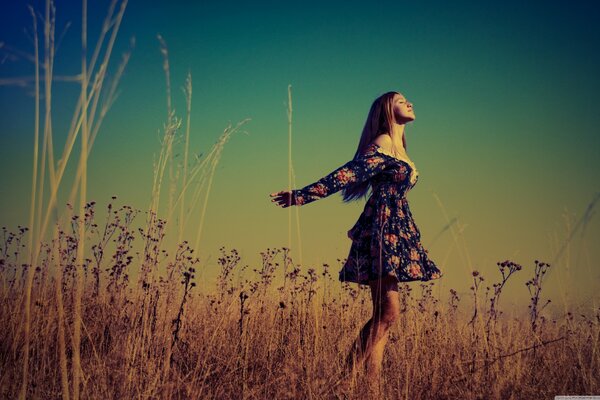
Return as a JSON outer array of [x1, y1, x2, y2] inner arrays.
[[392, 93, 415, 123]]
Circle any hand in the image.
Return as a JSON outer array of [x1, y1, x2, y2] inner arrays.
[[270, 190, 296, 208]]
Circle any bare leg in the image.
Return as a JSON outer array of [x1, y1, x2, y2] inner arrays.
[[341, 275, 400, 383], [343, 317, 372, 375], [364, 328, 389, 397], [343, 316, 391, 372], [365, 328, 389, 378]]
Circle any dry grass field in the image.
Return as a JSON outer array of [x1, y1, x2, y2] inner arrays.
[[0, 206, 598, 399]]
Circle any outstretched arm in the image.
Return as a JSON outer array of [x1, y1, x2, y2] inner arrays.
[[270, 148, 388, 207]]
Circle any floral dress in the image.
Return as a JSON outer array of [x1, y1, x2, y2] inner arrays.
[[292, 142, 443, 285]]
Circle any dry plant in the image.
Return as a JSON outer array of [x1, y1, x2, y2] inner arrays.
[[0, 1, 131, 398], [0, 0, 248, 398], [285, 84, 304, 268]]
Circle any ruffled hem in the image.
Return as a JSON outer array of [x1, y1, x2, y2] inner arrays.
[[338, 266, 443, 285]]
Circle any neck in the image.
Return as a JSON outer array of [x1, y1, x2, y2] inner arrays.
[[389, 123, 406, 152]]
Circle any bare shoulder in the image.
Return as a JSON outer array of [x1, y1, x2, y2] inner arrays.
[[373, 134, 392, 152]]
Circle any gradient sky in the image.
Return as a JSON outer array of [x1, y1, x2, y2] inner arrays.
[[1, 0, 599, 311]]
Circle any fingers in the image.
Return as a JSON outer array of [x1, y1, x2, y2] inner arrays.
[[269, 190, 292, 208], [269, 192, 280, 204], [269, 191, 288, 200]]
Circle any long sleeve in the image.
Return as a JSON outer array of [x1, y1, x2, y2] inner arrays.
[[292, 149, 388, 206]]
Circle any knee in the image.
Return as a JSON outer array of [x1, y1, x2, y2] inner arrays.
[[374, 306, 400, 328], [383, 308, 400, 327]]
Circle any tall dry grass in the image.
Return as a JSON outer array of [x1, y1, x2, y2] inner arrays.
[[2, 1, 131, 399], [0, 212, 599, 399], [1, 0, 250, 397], [1, 1, 599, 399]]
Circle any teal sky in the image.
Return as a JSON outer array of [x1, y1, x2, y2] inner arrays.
[[1, 1, 599, 310]]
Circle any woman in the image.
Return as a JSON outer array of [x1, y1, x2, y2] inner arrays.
[[269, 91, 443, 392]]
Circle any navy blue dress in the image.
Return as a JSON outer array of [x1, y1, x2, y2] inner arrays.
[[292, 142, 443, 285]]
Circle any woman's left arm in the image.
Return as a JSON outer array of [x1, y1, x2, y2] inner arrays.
[[291, 150, 388, 206]]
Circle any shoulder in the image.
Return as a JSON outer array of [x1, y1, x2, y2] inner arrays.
[[372, 134, 393, 152]]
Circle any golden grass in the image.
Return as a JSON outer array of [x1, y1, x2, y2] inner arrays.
[[0, 219, 599, 399]]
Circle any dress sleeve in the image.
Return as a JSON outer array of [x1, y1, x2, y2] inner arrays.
[[291, 148, 388, 206]]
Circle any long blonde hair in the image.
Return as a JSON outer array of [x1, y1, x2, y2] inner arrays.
[[341, 91, 406, 202]]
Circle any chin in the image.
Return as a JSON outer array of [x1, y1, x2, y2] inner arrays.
[[397, 115, 415, 124]]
